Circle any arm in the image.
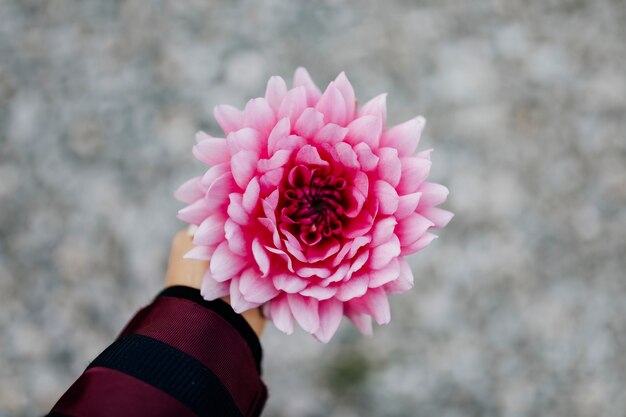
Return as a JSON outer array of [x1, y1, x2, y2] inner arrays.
[[48, 231, 268, 417]]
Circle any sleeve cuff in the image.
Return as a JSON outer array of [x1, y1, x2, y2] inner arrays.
[[154, 285, 263, 371], [52, 286, 268, 417], [119, 285, 267, 414]]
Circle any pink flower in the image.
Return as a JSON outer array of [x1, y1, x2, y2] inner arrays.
[[175, 68, 452, 342]]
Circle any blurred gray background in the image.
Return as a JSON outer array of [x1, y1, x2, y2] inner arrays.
[[1, 0, 625, 416]]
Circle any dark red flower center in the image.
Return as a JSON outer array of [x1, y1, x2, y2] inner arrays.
[[280, 164, 348, 246]]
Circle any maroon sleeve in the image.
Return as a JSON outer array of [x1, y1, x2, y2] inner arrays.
[[48, 286, 267, 417]]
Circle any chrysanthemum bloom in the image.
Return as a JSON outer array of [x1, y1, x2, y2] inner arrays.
[[176, 68, 452, 342]]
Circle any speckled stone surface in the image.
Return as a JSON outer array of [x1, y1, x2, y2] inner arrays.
[[1, 1, 625, 416]]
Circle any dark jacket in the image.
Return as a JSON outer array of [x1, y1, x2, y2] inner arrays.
[[48, 286, 267, 417]]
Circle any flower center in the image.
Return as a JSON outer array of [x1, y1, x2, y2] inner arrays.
[[280, 165, 347, 246]]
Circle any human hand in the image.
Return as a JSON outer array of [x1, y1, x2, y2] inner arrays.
[[165, 229, 267, 337]]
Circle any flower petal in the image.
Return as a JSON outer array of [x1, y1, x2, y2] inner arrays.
[[354, 170, 369, 197], [230, 276, 261, 313], [358, 93, 387, 123], [315, 82, 347, 126], [421, 207, 454, 229], [334, 71, 356, 121], [230, 150, 258, 189], [395, 192, 422, 220], [206, 172, 236, 211], [280, 227, 302, 251], [201, 162, 229, 187], [227, 193, 249, 225], [267, 117, 290, 155], [381, 115, 426, 157], [214, 104, 244, 135], [252, 237, 271, 277], [270, 296, 294, 335], [265, 247, 294, 272], [343, 238, 369, 263], [321, 263, 350, 286], [227, 128, 262, 155], [314, 299, 343, 343], [342, 210, 375, 239], [374, 180, 399, 215], [293, 67, 322, 106], [183, 245, 214, 261], [300, 285, 337, 300], [288, 294, 320, 334], [296, 266, 332, 278], [278, 86, 307, 126], [201, 269, 229, 300], [259, 167, 285, 192], [265, 76, 288, 113], [210, 241, 247, 282], [336, 272, 369, 301], [346, 115, 382, 149], [273, 135, 307, 153], [258, 219, 281, 248], [345, 304, 373, 336], [369, 257, 400, 288], [174, 176, 205, 204], [362, 287, 391, 325], [371, 217, 397, 247], [244, 98, 275, 137], [193, 213, 226, 246], [370, 234, 401, 270], [290, 237, 313, 255], [257, 149, 292, 173], [305, 238, 340, 263], [418, 182, 450, 207], [377, 147, 401, 187], [263, 189, 279, 215], [332, 142, 360, 169], [177, 198, 211, 225], [239, 267, 279, 304], [242, 177, 260, 213], [193, 133, 230, 166], [400, 232, 438, 256], [294, 108, 324, 138], [295, 144, 329, 166], [396, 212, 434, 246], [353, 142, 379, 171], [385, 258, 414, 293], [273, 272, 308, 293], [397, 157, 432, 195], [312, 123, 348, 146], [343, 172, 369, 218], [347, 251, 370, 279], [224, 219, 247, 254]]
